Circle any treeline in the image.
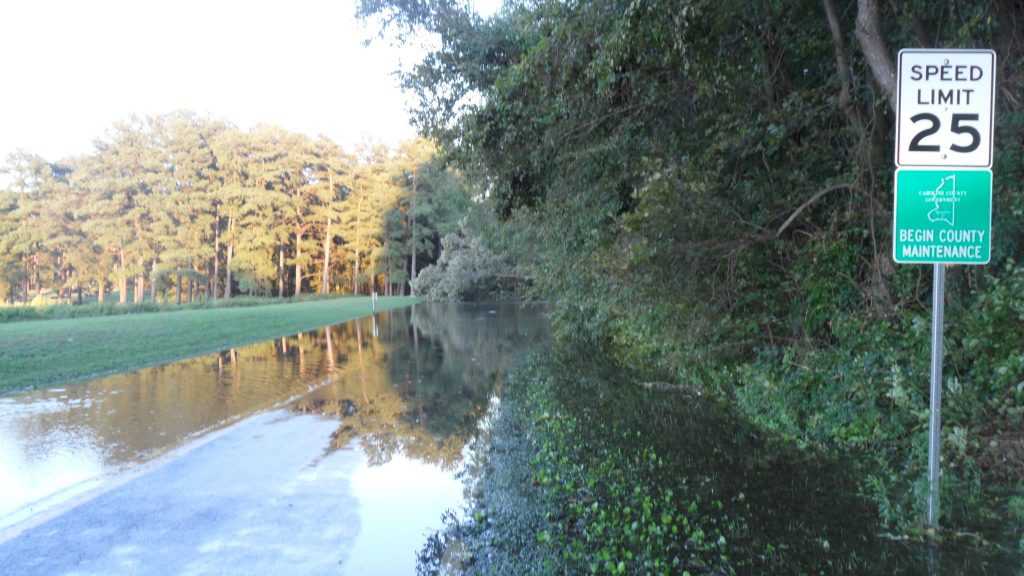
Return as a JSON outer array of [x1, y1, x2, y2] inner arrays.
[[0, 112, 471, 305]]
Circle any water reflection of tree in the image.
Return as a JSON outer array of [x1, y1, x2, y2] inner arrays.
[[11, 329, 338, 467], [9, 304, 545, 482], [300, 394, 467, 470], [406, 303, 542, 437], [293, 304, 546, 470]]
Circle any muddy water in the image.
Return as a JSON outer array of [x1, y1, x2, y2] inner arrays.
[[0, 303, 548, 537]]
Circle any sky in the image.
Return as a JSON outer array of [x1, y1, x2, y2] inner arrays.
[[0, 0, 502, 162]]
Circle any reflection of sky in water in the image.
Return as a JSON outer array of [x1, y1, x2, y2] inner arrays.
[[343, 451, 465, 575], [0, 422, 104, 520], [0, 394, 94, 417]]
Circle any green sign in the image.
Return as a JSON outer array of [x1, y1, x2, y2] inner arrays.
[[893, 168, 992, 264]]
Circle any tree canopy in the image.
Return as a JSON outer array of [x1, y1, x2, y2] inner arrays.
[[0, 113, 474, 305]]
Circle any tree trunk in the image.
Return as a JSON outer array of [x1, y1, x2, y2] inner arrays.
[[278, 246, 285, 298], [851, 0, 899, 314], [224, 217, 233, 299], [224, 236, 232, 301], [136, 257, 145, 303], [188, 275, 194, 304], [98, 280, 105, 304], [225, 243, 233, 299], [321, 218, 331, 295], [295, 228, 303, 297], [150, 261, 157, 302], [410, 169, 418, 294], [176, 271, 183, 305], [57, 252, 64, 300], [118, 246, 127, 304], [823, 0, 865, 137], [354, 253, 360, 295], [855, 0, 897, 113], [212, 206, 220, 300]]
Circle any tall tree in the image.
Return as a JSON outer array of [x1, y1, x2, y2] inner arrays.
[[0, 114, 472, 306], [394, 139, 437, 293]]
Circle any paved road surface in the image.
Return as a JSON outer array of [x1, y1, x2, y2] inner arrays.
[[0, 410, 366, 576]]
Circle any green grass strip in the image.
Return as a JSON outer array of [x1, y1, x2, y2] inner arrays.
[[0, 296, 417, 394]]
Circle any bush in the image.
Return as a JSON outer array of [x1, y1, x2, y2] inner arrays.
[[412, 233, 509, 301], [558, 261, 1024, 531]]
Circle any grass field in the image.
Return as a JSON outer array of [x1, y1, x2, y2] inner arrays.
[[0, 293, 358, 323], [0, 296, 417, 394]]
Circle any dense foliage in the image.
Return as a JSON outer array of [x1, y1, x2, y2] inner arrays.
[[363, 0, 1024, 529], [427, 351, 1022, 574], [0, 114, 473, 305], [411, 232, 509, 300]]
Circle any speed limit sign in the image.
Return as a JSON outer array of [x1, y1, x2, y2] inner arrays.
[[895, 49, 996, 168], [892, 48, 998, 530]]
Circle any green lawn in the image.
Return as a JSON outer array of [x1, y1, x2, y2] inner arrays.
[[0, 296, 417, 394]]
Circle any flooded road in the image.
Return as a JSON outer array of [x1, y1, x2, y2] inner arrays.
[[0, 303, 547, 574]]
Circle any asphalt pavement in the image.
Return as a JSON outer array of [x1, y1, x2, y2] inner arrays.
[[0, 410, 364, 576]]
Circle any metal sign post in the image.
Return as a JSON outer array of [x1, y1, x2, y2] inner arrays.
[[893, 48, 996, 530], [927, 263, 945, 526]]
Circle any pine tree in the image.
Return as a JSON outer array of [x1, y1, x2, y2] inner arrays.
[[0, 114, 468, 304]]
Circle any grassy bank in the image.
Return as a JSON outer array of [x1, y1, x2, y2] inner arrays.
[[421, 352, 1022, 575], [0, 293, 358, 324], [0, 296, 417, 394]]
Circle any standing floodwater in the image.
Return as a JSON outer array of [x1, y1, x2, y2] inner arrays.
[[0, 303, 547, 575]]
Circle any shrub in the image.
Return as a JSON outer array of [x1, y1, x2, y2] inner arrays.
[[412, 233, 508, 301]]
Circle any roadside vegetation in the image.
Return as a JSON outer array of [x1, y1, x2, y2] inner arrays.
[[422, 352, 1021, 574], [411, 233, 524, 301], [0, 296, 415, 394], [362, 0, 1024, 556]]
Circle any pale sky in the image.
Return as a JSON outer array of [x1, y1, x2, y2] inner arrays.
[[0, 0, 501, 162]]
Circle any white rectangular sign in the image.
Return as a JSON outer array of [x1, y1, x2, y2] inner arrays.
[[896, 49, 996, 168]]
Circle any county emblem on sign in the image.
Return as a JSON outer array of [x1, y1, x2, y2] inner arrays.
[[892, 169, 992, 264]]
